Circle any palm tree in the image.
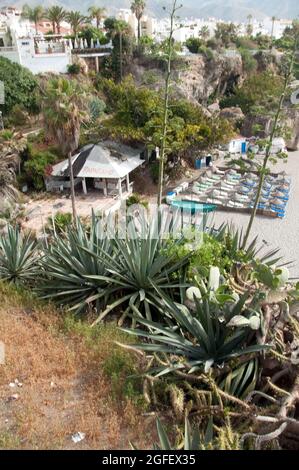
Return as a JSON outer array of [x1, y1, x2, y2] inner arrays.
[[111, 20, 131, 81], [130, 0, 146, 44], [67, 11, 86, 38], [88, 6, 106, 29], [46, 6, 66, 35], [21, 5, 44, 35], [41, 78, 88, 224], [270, 16, 278, 46], [0, 130, 27, 203], [199, 25, 210, 41], [246, 14, 253, 36]]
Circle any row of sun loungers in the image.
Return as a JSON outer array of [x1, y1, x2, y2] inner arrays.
[[189, 168, 291, 218]]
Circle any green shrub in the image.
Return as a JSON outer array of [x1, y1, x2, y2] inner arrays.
[[239, 48, 257, 74], [88, 97, 106, 121], [126, 193, 148, 209], [163, 233, 233, 279], [198, 45, 214, 60], [67, 63, 81, 75], [0, 57, 38, 115], [23, 148, 59, 190], [185, 37, 203, 54], [6, 104, 29, 127], [46, 212, 72, 235], [149, 161, 159, 183]]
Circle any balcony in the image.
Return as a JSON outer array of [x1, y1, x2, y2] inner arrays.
[[0, 46, 17, 52]]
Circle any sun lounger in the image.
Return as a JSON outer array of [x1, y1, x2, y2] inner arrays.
[[227, 200, 246, 209], [213, 167, 226, 175]]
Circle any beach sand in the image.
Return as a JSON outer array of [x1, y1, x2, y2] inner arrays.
[[211, 150, 299, 278]]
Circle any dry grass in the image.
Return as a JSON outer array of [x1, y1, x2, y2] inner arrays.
[[0, 283, 155, 449]]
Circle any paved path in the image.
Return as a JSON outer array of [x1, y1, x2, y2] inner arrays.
[[211, 151, 299, 278]]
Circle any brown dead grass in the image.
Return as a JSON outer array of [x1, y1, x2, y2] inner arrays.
[[0, 283, 155, 449]]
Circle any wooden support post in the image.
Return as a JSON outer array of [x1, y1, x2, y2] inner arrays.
[[126, 174, 130, 193], [82, 178, 87, 195], [118, 178, 122, 198], [95, 56, 99, 73]]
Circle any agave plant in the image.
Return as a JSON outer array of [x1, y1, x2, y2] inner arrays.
[[218, 358, 259, 399], [133, 416, 241, 450], [154, 417, 212, 450], [86, 215, 191, 324], [0, 130, 27, 202], [39, 215, 115, 313], [122, 287, 269, 375], [210, 223, 282, 267], [0, 225, 40, 285]]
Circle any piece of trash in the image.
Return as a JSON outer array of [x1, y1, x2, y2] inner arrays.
[[9, 379, 23, 388], [50, 381, 55, 388], [71, 432, 85, 443], [10, 393, 19, 400]]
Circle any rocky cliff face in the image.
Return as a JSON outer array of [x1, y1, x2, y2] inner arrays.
[[175, 53, 244, 106], [131, 52, 299, 150], [131, 52, 244, 106]]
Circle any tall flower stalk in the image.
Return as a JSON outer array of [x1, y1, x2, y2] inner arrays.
[[242, 35, 298, 249], [157, 0, 181, 206]]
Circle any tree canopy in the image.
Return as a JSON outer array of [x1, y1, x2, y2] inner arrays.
[[100, 76, 234, 153], [0, 57, 38, 115]]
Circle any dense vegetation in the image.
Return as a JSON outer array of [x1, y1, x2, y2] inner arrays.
[[1, 2, 299, 450], [0, 216, 298, 449], [99, 76, 234, 154], [0, 57, 38, 115]]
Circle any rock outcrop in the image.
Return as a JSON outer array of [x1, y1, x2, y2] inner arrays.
[[176, 53, 244, 105], [131, 52, 244, 106], [220, 106, 245, 123]]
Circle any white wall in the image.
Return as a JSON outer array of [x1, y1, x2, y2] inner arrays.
[[16, 37, 71, 73], [0, 48, 20, 63]]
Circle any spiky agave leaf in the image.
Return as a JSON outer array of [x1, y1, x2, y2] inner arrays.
[[122, 289, 270, 375], [85, 214, 191, 323], [39, 215, 114, 313], [154, 417, 211, 450], [218, 358, 259, 399], [0, 225, 40, 285], [210, 223, 284, 267]]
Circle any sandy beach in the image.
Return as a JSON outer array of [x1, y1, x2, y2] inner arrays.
[[212, 150, 299, 278]]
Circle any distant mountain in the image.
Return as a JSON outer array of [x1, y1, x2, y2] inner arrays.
[[0, 0, 298, 21]]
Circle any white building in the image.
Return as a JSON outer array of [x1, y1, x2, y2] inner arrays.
[[47, 141, 145, 197], [228, 138, 248, 154], [0, 9, 112, 74], [117, 9, 158, 38]]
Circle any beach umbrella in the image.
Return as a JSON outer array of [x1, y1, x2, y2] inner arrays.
[[90, 38, 94, 48]]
